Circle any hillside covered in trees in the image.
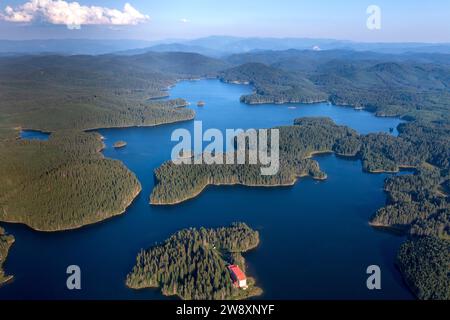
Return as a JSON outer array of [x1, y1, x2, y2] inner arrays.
[[367, 119, 449, 241], [0, 131, 141, 231], [222, 50, 450, 123], [126, 222, 262, 300], [397, 237, 450, 300], [0, 52, 227, 139], [0, 227, 14, 286], [220, 63, 328, 104]]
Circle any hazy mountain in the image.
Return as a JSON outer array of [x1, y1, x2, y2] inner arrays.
[[0, 51, 229, 80], [117, 43, 223, 57], [124, 51, 230, 76], [1, 36, 450, 56], [183, 36, 450, 55], [187, 36, 347, 53], [0, 39, 155, 55], [226, 49, 450, 72]]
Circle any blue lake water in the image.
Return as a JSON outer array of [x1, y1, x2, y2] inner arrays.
[[19, 130, 49, 141], [0, 80, 413, 299]]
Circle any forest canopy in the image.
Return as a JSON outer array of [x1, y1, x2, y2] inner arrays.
[[397, 237, 450, 300], [0, 131, 142, 231]]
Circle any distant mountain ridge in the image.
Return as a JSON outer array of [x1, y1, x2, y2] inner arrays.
[[2, 36, 450, 56], [114, 36, 450, 56], [0, 39, 155, 55], [116, 43, 223, 57]]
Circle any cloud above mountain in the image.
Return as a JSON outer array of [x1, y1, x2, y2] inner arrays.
[[0, 0, 149, 29]]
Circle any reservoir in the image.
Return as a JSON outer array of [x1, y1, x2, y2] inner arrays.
[[0, 80, 413, 299]]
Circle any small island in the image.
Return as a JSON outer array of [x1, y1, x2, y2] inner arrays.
[[0, 227, 14, 286], [126, 222, 262, 300], [197, 100, 206, 107], [113, 140, 127, 149]]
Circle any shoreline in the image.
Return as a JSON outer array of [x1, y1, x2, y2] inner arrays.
[[0, 234, 15, 287], [126, 232, 263, 300], [0, 275, 14, 287], [367, 164, 417, 174], [150, 147, 415, 206], [126, 279, 263, 301], [0, 184, 142, 233], [245, 98, 329, 105], [151, 171, 327, 206], [368, 221, 408, 233], [16, 114, 196, 139], [221, 77, 409, 125]]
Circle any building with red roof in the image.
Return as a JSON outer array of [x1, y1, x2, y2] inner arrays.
[[228, 265, 247, 288]]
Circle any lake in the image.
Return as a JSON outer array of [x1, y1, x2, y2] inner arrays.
[[0, 79, 413, 299], [19, 129, 49, 141]]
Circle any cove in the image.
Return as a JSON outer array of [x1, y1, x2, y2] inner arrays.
[[0, 79, 413, 299]]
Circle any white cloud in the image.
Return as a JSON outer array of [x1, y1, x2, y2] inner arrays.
[[180, 18, 190, 23], [0, 0, 150, 29]]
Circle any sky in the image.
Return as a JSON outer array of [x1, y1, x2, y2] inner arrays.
[[0, 0, 449, 42]]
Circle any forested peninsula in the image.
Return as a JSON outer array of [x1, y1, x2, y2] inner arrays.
[[150, 117, 347, 205], [0, 131, 141, 231], [126, 222, 262, 300], [151, 117, 427, 205]]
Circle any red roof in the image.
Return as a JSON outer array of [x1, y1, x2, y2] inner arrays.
[[228, 265, 246, 281]]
